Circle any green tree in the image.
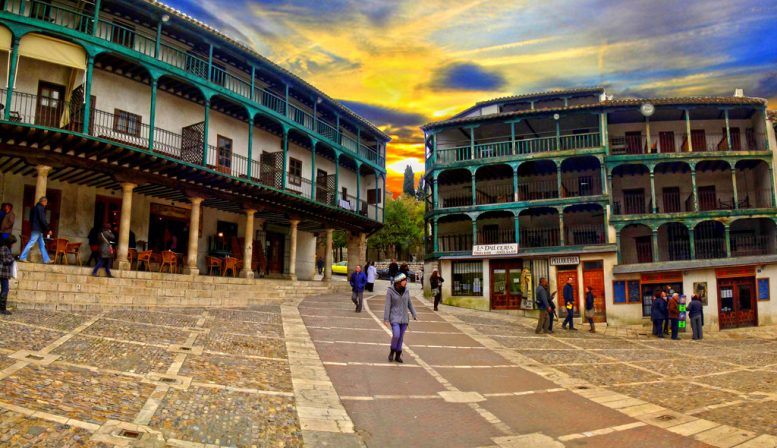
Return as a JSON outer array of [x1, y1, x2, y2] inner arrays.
[[368, 195, 424, 259], [402, 165, 415, 197]]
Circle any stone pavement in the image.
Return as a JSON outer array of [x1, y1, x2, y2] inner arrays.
[[1, 283, 777, 447]]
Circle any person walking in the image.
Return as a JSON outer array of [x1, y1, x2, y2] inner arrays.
[[19, 197, 51, 264], [92, 224, 115, 277], [535, 277, 551, 334], [86, 224, 101, 266], [349, 265, 367, 312], [561, 277, 577, 330], [584, 286, 595, 332], [547, 292, 557, 333], [0, 235, 17, 315], [663, 286, 673, 335], [429, 269, 444, 311], [0, 203, 15, 240], [383, 273, 417, 363], [365, 261, 377, 292], [668, 293, 681, 340], [316, 256, 324, 276], [689, 294, 704, 340], [388, 258, 399, 283], [652, 291, 668, 338]]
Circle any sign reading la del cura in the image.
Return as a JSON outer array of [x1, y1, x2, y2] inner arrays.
[[472, 244, 519, 256]]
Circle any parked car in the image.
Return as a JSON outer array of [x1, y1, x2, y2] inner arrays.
[[331, 261, 348, 275], [376, 268, 417, 282]]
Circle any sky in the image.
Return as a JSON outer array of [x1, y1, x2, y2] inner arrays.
[[167, 0, 777, 196]]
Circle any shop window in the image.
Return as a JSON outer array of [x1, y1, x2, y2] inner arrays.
[[288, 158, 302, 186], [452, 261, 483, 296], [367, 188, 382, 205], [613, 280, 641, 304], [114, 109, 141, 136]]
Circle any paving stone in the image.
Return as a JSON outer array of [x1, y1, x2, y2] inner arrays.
[[148, 385, 303, 447], [0, 364, 155, 424], [202, 331, 288, 358], [697, 370, 777, 394], [207, 308, 283, 325], [102, 310, 201, 328], [554, 363, 661, 386], [307, 327, 390, 344], [611, 381, 737, 412], [490, 336, 571, 350], [180, 353, 293, 392], [565, 423, 713, 447], [598, 349, 682, 362], [0, 310, 92, 332], [82, 319, 189, 346], [632, 358, 740, 378], [436, 366, 558, 394], [314, 341, 414, 364], [410, 346, 508, 366], [403, 332, 483, 347], [696, 400, 777, 436], [516, 349, 610, 365], [53, 336, 176, 374], [0, 409, 111, 447], [206, 320, 285, 338], [0, 323, 65, 351], [326, 364, 444, 396]]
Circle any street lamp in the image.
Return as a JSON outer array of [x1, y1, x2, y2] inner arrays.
[[641, 103, 655, 153]]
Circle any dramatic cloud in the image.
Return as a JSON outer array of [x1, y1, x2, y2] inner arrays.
[[340, 101, 426, 127], [429, 62, 507, 91]]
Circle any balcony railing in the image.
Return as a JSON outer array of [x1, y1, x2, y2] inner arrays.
[[478, 228, 515, 245], [561, 175, 602, 198], [0, 90, 377, 220], [438, 233, 472, 252], [476, 182, 514, 205], [1, 0, 384, 167], [610, 132, 768, 155], [659, 240, 691, 261], [565, 225, 605, 245], [694, 238, 727, 260], [439, 195, 472, 208], [520, 227, 560, 248], [731, 234, 771, 257], [518, 179, 558, 201], [613, 197, 651, 215], [435, 132, 601, 165]]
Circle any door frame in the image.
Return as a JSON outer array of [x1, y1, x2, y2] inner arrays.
[[717, 275, 758, 329], [555, 266, 579, 316], [36, 81, 66, 128], [489, 259, 522, 311], [582, 260, 607, 323]]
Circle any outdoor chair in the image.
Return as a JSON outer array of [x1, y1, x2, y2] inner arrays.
[[127, 248, 137, 269], [64, 242, 82, 266], [159, 250, 178, 273], [137, 250, 154, 271], [222, 256, 240, 277], [206, 256, 222, 276], [53, 238, 69, 264]]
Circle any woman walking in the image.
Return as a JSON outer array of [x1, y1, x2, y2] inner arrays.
[[92, 224, 115, 278], [0, 235, 17, 315], [383, 273, 417, 363], [366, 261, 377, 292], [689, 294, 704, 340], [584, 286, 595, 332], [429, 269, 444, 311]]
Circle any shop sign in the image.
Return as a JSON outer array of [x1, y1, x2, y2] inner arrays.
[[550, 256, 579, 266], [641, 271, 683, 283], [715, 266, 755, 279], [472, 243, 518, 256]]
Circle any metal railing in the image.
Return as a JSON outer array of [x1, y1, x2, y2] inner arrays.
[[613, 197, 650, 215], [478, 228, 515, 245], [476, 182, 514, 204], [565, 225, 605, 245], [256, 87, 286, 115], [660, 239, 691, 261], [561, 175, 601, 198], [518, 179, 558, 201], [520, 227, 560, 248], [610, 132, 768, 154], [287, 103, 315, 131], [731, 234, 771, 257], [474, 141, 511, 159], [439, 195, 473, 208], [694, 237, 727, 260], [438, 233, 472, 252]]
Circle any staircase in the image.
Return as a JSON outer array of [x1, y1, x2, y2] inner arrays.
[[9, 263, 335, 311]]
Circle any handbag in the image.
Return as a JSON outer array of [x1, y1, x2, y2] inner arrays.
[[10, 260, 17, 279]]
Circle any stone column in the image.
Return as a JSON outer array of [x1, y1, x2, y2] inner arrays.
[[184, 197, 203, 275], [240, 209, 257, 278], [117, 182, 136, 270], [34, 165, 52, 204], [288, 219, 300, 280], [323, 228, 333, 281]]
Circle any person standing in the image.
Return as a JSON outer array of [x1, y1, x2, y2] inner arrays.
[[668, 293, 681, 340], [19, 197, 51, 264], [0, 203, 15, 240], [87, 224, 101, 266], [689, 294, 704, 340], [92, 224, 115, 277], [534, 277, 551, 334], [663, 285, 673, 335], [349, 265, 367, 312], [388, 258, 399, 283], [584, 286, 595, 332], [0, 235, 17, 315], [547, 291, 557, 333], [316, 256, 324, 276], [383, 273, 417, 363], [653, 291, 668, 338], [561, 277, 577, 330], [365, 261, 377, 292], [429, 269, 444, 311]]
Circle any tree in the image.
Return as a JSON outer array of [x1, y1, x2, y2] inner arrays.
[[415, 176, 426, 201], [402, 165, 415, 197], [368, 195, 424, 260]]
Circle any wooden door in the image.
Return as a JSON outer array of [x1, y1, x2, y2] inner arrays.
[[36, 82, 65, 128], [659, 131, 675, 153], [555, 268, 579, 315], [94, 195, 122, 229], [490, 260, 521, 310], [265, 232, 285, 274], [582, 260, 606, 322], [718, 277, 757, 329], [698, 186, 717, 211]]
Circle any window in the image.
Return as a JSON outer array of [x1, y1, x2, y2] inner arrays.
[[452, 261, 483, 296], [613, 280, 641, 304], [367, 188, 382, 205], [113, 109, 141, 137], [217, 135, 232, 169], [288, 158, 302, 186]]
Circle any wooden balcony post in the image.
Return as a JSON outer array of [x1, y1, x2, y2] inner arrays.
[[82, 55, 94, 134], [240, 209, 256, 279], [433, 219, 439, 253], [4, 38, 20, 121], [117, 182, 136, 270], [724, 108, 732, 151], [645, 116, 652, 154], [284, 83, 289, 115], [207, 43, 214, 82], [724, 225, 731, 258], [558, 211, 565, 246], [334, 152, 340, 207], [471, 168, 476, 206], [92, 0, 102, 36], [247, 117, 254, 179], [374, 170, 380, 220], [689, 228, 696, 259], [310, 137, 317, 200], [731, 167, 738, 209], [202, 99, 210, 166], [684, 109, 693, 152], [148, 77, 158, 152], [513, 215, 520, 247], [472, 219, 478, 246], [512, 165, 519, 202], [432, 174, 439, 209], [691, 168, 699, 211], [356, 161, 362, 209], [769, 166, 777, 207], [615, 229, 622, 264], [154, 20, 162, 58], [652, 229, 659, 263], [281, 126, 289, 188], [470, 127, 475, 160], [600, 162, 608, 195], [555, 117, 561, 151], [649, 169, 657, 213], [556, 163, 562, 199], [185, 197, 203, 275], [249, 65, 256, 101], [432, 133, 437, 165]]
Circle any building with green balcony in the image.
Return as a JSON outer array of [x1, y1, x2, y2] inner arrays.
[[423, 87, 777, 331], [0, 0, 387, 279]]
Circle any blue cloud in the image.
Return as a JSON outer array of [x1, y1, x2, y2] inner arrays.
[[340, 101, 426, 127], [430, 63, 506, 91]]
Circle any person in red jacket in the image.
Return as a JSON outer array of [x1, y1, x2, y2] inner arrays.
[[668, 293, 681, 340]]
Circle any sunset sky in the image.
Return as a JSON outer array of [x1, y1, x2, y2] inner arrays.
[[168, 0, 777, 195]]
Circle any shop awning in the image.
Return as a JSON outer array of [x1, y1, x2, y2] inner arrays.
[[19, 34, 85, 70], [0, 27, 11, 52]]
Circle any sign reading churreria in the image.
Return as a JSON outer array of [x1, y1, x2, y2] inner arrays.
[[472, 244, 518, 256]]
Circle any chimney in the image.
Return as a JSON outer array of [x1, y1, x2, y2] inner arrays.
[[734, 89, 744, 97]]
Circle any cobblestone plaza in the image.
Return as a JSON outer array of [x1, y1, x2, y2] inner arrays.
[[1, 283, 777, 447]]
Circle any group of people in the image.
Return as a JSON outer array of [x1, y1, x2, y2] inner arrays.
[[535, 276, 597, 334], [650, 287, 704, 340]]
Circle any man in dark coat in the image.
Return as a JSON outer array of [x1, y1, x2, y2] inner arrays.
[[651, 291, 668, 338], [561, 277, 577, 330], [19, 197, 51, 264], [349, 265, 368, 312], [535, 277, 551, 334]]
